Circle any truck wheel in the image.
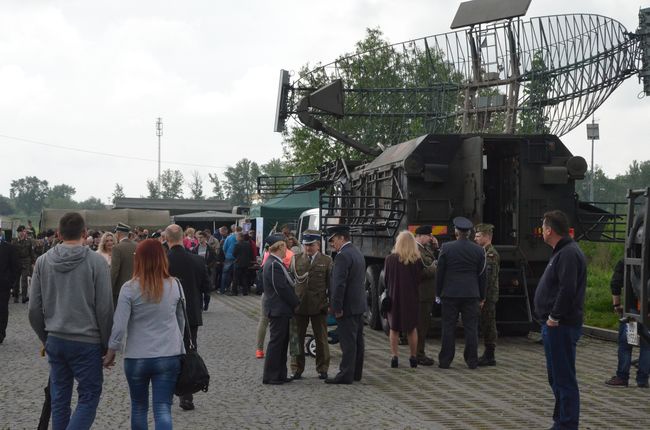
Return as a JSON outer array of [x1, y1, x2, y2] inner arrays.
[[365, 265, 381, 330]]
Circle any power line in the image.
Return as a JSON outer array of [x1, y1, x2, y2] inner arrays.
[[0, 133, 228, 170]]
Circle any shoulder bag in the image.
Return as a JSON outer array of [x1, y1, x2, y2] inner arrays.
[[174, 279, 210, 396], [380, 289, 391, 316]]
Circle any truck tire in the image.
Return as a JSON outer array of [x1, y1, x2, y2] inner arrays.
[[365, 265, 382, 330]]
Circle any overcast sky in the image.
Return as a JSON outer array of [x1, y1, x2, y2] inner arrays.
[[0, 0, 648, 201]]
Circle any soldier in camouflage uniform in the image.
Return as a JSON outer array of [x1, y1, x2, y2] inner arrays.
[[11, 225, 35, 303], [474, 223, 500, 366], [414, 225, 438, 365]]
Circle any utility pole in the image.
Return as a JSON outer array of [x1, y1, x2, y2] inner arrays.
[[586, 115, 599, 202], [156, 117, 163, 194]]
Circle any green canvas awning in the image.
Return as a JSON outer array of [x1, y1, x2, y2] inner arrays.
[[250, 191, 319, 237]]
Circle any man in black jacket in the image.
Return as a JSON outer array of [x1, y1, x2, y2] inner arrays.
[[233, 232, 253, 296], [436, 217, 486, 369], [165, 224, 210, 411], [533, 210, 586, 430], [325, 226, 367, 385], [0, 235, 20, 343], [262, 235, 300, 385]]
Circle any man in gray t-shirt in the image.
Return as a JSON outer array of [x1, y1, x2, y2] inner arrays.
[[29, 212, 113, 430]]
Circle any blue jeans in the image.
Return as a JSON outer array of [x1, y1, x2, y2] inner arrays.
[[541, 324, 582, 430], [616, 321, 650, 385], [45, 336, 103, 430], [124, 356, 181, 430], [220, 259, 234, 293]]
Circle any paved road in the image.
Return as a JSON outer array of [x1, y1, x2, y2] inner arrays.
[[1, 295, 648, 429]]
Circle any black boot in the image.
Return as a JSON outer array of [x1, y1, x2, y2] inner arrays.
[[477, 345, 496, 366]]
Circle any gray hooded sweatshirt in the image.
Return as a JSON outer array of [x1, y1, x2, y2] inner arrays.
[[29, 244, 114, 348]]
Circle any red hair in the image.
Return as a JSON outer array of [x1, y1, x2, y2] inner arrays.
[[132, 239, 170, 303]]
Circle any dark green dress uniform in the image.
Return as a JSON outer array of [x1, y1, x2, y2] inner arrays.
[[416, 241, 437, 363], [475, 223, 500, 366], [11, 237, 35, 302], [290, 249, 333, 378]]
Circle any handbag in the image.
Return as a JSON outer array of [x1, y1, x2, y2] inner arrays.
[[174, 280, 210, 397], [379, 289, 392, 316]]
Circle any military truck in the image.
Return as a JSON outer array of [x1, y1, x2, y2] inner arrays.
[[261, 132, 617, 335]]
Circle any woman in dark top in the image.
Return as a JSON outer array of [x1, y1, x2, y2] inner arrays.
[[384, 231, 423, 368], [262, 236, 300, 384]]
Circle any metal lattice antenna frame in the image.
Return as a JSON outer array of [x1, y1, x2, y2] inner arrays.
[[284, 13, 642, 145]]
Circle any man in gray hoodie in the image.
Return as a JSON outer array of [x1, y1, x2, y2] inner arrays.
[[29, 212, 113, 430]]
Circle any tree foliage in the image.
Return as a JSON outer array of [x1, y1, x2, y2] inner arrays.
[[112, 183, 125, 203], [282, 27, 463, 173], [146, 169, 184, 199], [78, 197, 106, 210], [208, 174, 225, 200], [519, 51, 552, 134], [49, 184, 76, 200], [223, 159, 260, 206], [187, 171, 205, 200], [0, 195, 14, 215], [10, 176, 49, 214], [146, 180, 160, 199]]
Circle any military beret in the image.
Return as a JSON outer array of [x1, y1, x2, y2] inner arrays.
[[114, 222, 131, 233], [326, 225, 350, 241], [414, 225, 433, 236], [475, 223, 494, 234], [301, 230, 321, 244], [265, 234, 285, 247], [453, 216, 473, 231]]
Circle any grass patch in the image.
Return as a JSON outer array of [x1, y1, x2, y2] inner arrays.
[[579, 242, 623, 330]]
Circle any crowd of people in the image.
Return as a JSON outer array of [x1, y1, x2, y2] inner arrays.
[[0, 209, 648, 430]]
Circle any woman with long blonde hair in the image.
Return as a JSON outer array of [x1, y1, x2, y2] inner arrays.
[[97, 232, 115, 266], [103, 239, 185, 429], [384, 230, 423, 368]]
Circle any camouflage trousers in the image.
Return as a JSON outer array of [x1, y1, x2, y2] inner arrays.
[[12, 263, 31, 300], [480, 300, 497, 347]]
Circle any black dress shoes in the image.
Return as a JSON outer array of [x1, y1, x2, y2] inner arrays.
[[179, 399, 195, 410], [324, 378, 352, 385], [290, 373, 302, 380], [318, 372, 328, 380]]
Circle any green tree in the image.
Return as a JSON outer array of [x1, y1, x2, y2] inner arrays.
[[46, 184, 77, 209], [112, 183, 125, 203], [0, 195, 14, 215], [207, 174, 225, 200], [148, 169, 185, 199], [187, 171, 205, 200], [519, 51, 552, 133], [261, 158, 290, 177], [78, 197, 106, 209], [10, 176, 49, 214], [146, 180, 160, 199], [223, 159, 260, 206], [282, 27, 462, 173], [49, 184, 76, 200]]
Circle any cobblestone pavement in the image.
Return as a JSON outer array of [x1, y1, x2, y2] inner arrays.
[[1, 295, 649, 429]]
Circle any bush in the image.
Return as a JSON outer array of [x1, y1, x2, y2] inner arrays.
[[579, 242, 623, 330]]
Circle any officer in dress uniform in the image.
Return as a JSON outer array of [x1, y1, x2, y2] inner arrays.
[[436, 217, 486, 369], [474, 223, 500, 366], [290, 230, 333, 380], [324, 226, 367, 384], [11, 225, 35, 304]]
